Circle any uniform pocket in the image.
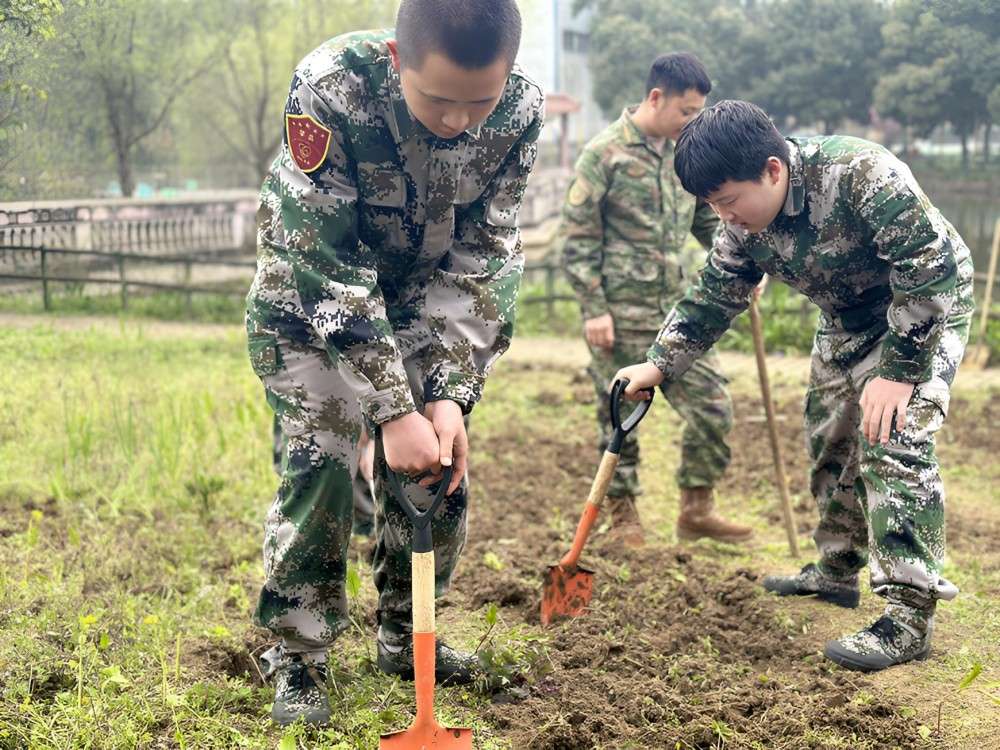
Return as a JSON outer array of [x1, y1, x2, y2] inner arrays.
[[248, 334, 280, 378]]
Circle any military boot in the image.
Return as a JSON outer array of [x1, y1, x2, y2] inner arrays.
[[762, 562, 860, 608], [676, 487, 753, 543], [376, 633, 481, 686], [269, 657, 330, 727], [824, 604, 934, 672], [606, 494, 645, 548]]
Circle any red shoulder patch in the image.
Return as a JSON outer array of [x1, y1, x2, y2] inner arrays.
[[286, 114, 332, 173]]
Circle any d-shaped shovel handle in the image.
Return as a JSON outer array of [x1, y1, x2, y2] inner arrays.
[[608, 378, 654, 454], [558, 379, 654, 570], [386, 464, 455, 554]]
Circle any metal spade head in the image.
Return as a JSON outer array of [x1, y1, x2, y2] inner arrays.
[[540, 562, 595, 626], [379, 723, 473, 750]]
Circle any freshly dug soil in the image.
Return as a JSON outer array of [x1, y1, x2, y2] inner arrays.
[[450, 388, 929, 749]]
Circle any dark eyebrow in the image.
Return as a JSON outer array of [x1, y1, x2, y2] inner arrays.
[[417, 87, 497, 105]]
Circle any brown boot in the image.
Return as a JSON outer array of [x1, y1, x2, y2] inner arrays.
[[606, 495, 645, 548], [676, 487, 753, 543]]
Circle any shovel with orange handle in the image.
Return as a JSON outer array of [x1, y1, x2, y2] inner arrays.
[[380, 464, 472, 750], [540, 378, 653, 626]]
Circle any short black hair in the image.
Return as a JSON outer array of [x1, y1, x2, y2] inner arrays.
[[674, 100, 790, 198], [645, 52, 711, 97], [396, 0, 522, 70]]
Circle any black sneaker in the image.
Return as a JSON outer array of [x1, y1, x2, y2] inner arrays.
[[824, 613, 933, 672], [762, 562, 860, 608], [376, 637, 481, 686], [270, 658, 330, 727]]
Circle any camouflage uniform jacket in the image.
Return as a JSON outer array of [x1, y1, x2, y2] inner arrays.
[[561, 107, 720, 330], [247, 29, 545, 425], [649, 136, 974, 384]]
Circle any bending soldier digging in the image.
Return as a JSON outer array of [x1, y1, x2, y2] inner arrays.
[[615, 100, 973, 672], [561, 53, 752, 547], [245, 0, 543, 726]]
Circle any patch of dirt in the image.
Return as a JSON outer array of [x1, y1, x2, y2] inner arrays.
[[452, 421, 924, 749], [188, 631, 271, 687]]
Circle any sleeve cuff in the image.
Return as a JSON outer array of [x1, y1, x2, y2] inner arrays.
[[646, 343, 673, 378], [580, 296, 610, 321], [361, 386, 417, 425], [874, 335, 935, 383], [424, 367, 486, 414]]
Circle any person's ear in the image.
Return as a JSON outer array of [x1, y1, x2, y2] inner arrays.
[[387, 39, 401, 72], [646, 87, 662, 108], [765, 157, 783, 185]]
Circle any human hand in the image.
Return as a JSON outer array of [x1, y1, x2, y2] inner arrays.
[[421, 399, 468, 495], [381, 411, 441, 476], [753, 275, 768, 301], [358, 428, 375, 483], [859, 377, 915, 445], [611, 362, 664, 400], [584, 313, 615, 351]]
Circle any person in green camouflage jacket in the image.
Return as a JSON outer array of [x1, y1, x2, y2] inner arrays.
[[561, 54, 752, 546], [245, 0, 543, 725], [615, 100, 974, 672]]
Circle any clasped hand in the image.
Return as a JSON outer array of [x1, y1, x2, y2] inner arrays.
[[381, 400, 467, 495]]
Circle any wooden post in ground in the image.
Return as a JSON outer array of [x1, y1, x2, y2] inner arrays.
[[966, 218, 1000, 369], [118, 254, 128, 310], [184, 259, 193, 316], [40, 247, 51, 311], [545, 263, 555, 318], [749, 297, 799, 557]]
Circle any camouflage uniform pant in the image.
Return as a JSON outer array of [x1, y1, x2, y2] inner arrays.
[[247, 325, 468, 666], [272, 415, 375, 535], [807, 314, 971, 610], [588, 328, 734, 498]]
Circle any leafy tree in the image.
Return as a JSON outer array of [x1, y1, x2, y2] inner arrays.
[[578, 0, 884, 133], [50, 0, 228, 196], [0, 0, 63, 172], [748, 0, 886, 133], [178, 0, 396, 186], [574, 0, 756, 118], [877, 0, 998, 168]]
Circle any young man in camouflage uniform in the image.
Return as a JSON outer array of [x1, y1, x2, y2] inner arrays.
[[245, 0, 543, 725], [615, 100, 973, 672], [561, 54, 751, 547]]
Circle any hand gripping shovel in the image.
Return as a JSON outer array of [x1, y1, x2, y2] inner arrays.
[[541, 379, 653, 626], [380, 464, 472, 750]]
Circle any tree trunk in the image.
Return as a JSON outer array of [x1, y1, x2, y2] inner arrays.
[[984, 122, 992, 166], [115, 141, 135, 197], [960, 132, 969, 171]]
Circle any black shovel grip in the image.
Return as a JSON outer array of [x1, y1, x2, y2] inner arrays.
[[386, 464, 455, 554], [608, 378, 654, 454]]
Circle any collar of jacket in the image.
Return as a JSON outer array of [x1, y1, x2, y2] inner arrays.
[[385, 55, 482, 144], [619, 106, 648, 147], [781, 138, 806, 217]]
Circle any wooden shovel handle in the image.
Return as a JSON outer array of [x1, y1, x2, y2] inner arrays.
[[560, 450, 619, 569], [750, 298, 799, 557], [412, 550, 436, 634]]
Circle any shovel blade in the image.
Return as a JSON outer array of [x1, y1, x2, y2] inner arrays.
[[540, 563, 594, 626], [379, 723, 473, 750]]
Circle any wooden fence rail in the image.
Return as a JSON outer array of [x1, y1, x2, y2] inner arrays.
[[2, 245, 999, 322]]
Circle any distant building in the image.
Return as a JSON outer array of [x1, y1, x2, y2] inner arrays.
[[517, 0, 608, 164]]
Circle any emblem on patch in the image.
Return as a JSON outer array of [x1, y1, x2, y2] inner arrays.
[[286, 114, 332, 173], [568, 180, 591, 206]]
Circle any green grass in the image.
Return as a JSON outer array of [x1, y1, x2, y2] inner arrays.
[[0, 322, 544, 749]]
